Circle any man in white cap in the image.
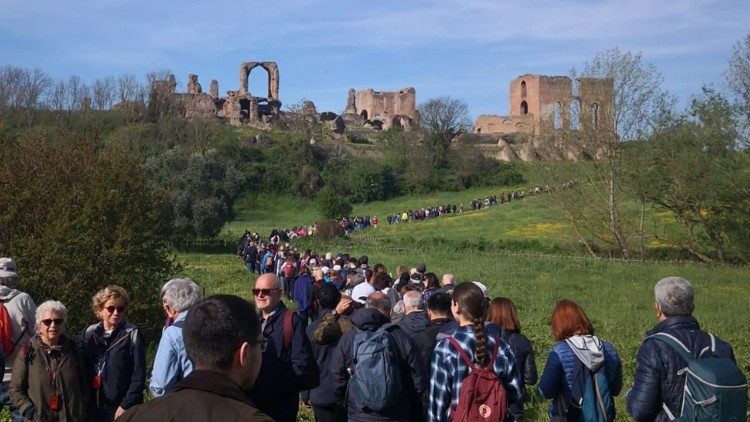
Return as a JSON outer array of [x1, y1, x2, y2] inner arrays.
[[0, 258, 37, 419]]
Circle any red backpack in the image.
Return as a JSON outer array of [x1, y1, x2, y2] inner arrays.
[[0, 303, 16, 356], [447, 336, 507, 422]]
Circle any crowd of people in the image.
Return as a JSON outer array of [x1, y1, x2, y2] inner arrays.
[[0, 247, 744, 421]]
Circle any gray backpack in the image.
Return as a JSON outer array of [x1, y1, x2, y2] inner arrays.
[[651, 332, 747, 421], [347, 323, 404, 413]]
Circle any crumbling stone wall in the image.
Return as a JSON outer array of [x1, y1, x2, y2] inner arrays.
[[352, 87, 417, 121]]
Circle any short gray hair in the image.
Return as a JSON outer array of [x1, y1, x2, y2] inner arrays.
[[403, 290, 423, 311], [391, 300, 405, 320], [654, 276, 694, 317], [36, 300, 68, 326], [162, 278, 203, 312]]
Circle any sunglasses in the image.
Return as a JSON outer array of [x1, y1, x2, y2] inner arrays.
[[252, 288, 280, 297], [103, 306, 126, 314], [41, 318, 64, 326]]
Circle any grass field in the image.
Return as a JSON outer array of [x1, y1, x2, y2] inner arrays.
[[179, 184, 750, 421]]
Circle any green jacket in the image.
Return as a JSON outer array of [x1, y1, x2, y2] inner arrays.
[[10, 336, 89, 421]]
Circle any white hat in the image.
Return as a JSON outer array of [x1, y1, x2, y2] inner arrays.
[[0, 258, 16, 272], [472, 281, 489, 299], [332, 264, 342, 272], [321, 266, 330, 275]]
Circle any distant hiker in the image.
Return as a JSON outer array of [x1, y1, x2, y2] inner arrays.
[[120, 295, 273, 422], [626, 277, 745, 421], [487, 298, 538, 421], [537, 299, 622, 421]]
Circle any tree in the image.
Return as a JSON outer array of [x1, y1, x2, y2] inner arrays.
[[627, 89, 750, 263], [418, 97, 471, 167], [726, 32, 750, 147], [538, 49, 673, 258], [316, 186, 352, 219], [0, 134, 177, 332]]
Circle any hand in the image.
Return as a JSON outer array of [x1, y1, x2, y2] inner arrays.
[[114, 406, 126, 420], [335, 296, 353, 315]]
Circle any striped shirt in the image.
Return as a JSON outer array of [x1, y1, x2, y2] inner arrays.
[[428, 325, 523, 422]]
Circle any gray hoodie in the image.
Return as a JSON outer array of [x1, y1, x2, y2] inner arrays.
[[0, 285, 37, 382], [565, 334, 605, 372]]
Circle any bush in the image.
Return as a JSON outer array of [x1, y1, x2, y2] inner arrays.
[[316, 187, 352, 219], [0, 134, 177, 333], [344, 161, 399, 203], [315, 219, 344, 240]]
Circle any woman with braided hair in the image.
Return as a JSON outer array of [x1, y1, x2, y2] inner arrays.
[[428, 282, 523, 422]]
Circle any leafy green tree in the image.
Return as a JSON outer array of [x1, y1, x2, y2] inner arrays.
[[627, 89, 750, 263], [418, 97, 471, 167], [144, 147, 247, 238], [0, 135, 177, 332], [316, 186, 352, 219]]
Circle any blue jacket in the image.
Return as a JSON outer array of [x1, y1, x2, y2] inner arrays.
[[303, 310, 339, 406], [148, 311, 192, 397], [626, 316, 735, 422], [249, 302, 317, 422], [293, 273, 314, 314], [538, 337, 622, 416], [330, 307, 426, 421], [80, 321, 147, 412]]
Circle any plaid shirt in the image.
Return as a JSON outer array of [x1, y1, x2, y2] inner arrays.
[[428, 325, 523, 422]]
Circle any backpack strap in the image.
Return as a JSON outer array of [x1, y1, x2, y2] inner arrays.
[[649, 332, 695, 364], [282, 309, 294, 351]]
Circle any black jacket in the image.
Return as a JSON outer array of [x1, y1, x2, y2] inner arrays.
[[120, 370, 273, 422], [249, 303, 317, 422], [412, 317, 452, 374], [330, 308, 426, 421], [303, 310, 339, 407], [626, 315, 735, 421], [395, 311, 428, 336], [504, 331, 537, 421]]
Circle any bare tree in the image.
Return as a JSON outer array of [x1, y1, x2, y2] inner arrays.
[[538, 49, 673, 259], [0, 66, 52, 127], [92, 76, 116, 110]]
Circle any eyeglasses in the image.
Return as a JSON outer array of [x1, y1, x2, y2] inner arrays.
[[252, 288, 280, 297], [41, 318, 64, 326], [104, 306, 126, 314]]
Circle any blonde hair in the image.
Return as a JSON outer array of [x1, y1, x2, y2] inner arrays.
[[92, 285, 130, 317]]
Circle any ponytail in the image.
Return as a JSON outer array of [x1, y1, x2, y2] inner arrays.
[[473, 316, 488, 367]]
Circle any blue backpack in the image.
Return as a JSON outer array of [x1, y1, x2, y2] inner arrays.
[[651, 332, 747, 421], [566, 340, 615, 422], [347, 323, 404, 413]]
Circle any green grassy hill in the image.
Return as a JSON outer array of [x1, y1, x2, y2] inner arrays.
[[181, 184, 750, 421]]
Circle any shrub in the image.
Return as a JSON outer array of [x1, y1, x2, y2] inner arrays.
[[0, 134, 177, 333], [315, 219, 344, 240], [316, 187, 353, 219]]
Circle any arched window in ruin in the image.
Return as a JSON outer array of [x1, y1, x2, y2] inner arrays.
[[591, 103, 599, 128], [569, 99, 581, 130], [520, 100, 528, 115], [521, 81, 527, 97], [361, 110, 368, 120], [553, 102, 563, 130]]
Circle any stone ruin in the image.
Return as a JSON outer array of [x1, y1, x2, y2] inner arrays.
[[339, 87, 418, 132], [468, 74, 614, 161], [150, 61, 283, 127]]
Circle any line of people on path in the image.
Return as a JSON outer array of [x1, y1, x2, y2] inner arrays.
[[0, 251, 745, 421]]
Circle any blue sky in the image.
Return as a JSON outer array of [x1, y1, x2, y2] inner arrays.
[[1, 0, 747, 119]]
